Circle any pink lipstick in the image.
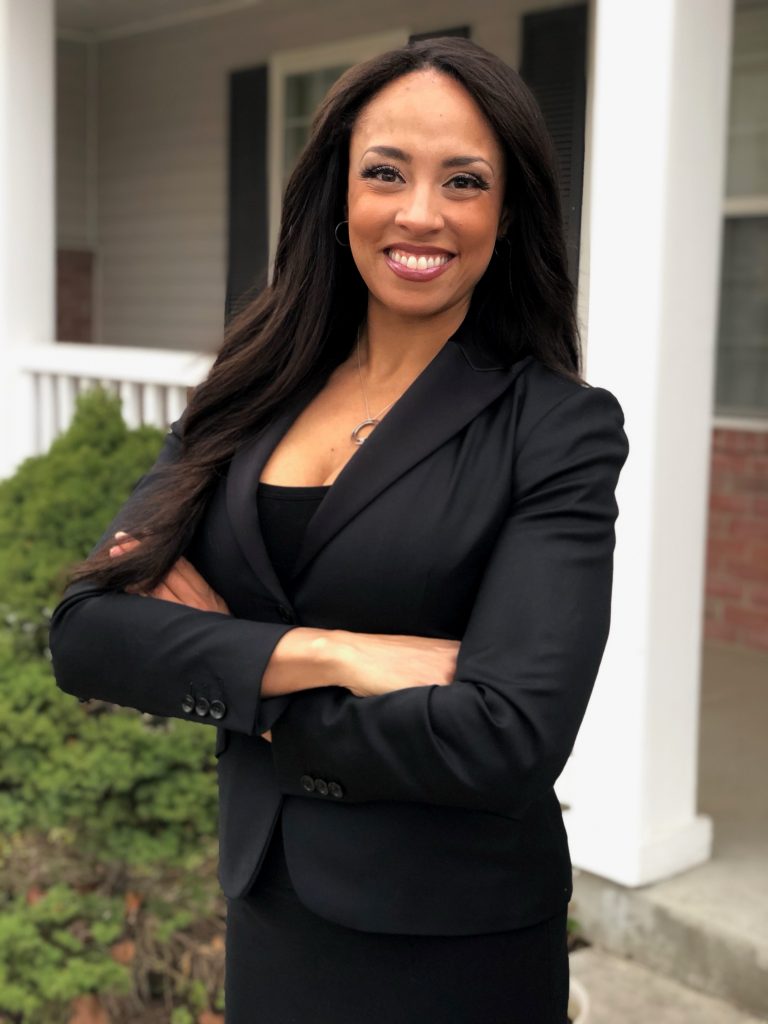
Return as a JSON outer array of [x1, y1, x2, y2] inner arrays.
[[384, 246, 456, 282]]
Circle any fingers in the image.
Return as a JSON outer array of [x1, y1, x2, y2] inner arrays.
[[151, 582, 181, 604], [164, 557, 231, 614], [108, 530, 141, 558], [159, 564, 204, 608], [169, 556, 209, 601], [107, 533, 229, 613], [124, 579, 181, 604], [141, 563, 228, 612]]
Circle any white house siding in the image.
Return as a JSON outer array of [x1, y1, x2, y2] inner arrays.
[[56, 38, 89, 248], [89, 0, 571, 352]]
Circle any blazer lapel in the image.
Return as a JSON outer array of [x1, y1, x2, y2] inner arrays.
[[224, 371, 332, 607], [226, 316, 534, 601], [292, 326, 532, 579]]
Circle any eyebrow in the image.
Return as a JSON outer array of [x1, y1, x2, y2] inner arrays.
[[361, 145, 495, 173]]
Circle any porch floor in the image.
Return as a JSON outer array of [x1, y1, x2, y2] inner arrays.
[[570, 641, 768, 1021], [571, 947, 766, 1024]]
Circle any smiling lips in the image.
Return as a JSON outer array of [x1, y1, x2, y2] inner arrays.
[[384, 246, 455, 281]]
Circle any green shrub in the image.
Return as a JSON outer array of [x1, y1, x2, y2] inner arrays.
[[0, 389, 226, 1022], [0, 389, 218, 865], [0, 643, 219, 865], [0, 884, 131, 1023], [0, 387, 165, 658]]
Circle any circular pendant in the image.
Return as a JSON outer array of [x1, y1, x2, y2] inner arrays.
[[351, 418, 379, 446]]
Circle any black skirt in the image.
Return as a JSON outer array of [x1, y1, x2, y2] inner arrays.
[[224, 816, 570, 1024]]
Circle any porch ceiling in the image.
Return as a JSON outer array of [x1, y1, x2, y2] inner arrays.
[[56, 0, 265, 39]]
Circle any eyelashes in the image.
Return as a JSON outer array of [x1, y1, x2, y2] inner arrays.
[[359, 163, 491, 192], [360, 164, 402, 184]]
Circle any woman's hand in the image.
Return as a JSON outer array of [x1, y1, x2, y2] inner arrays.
[[331, 631, 461, 698], [108, 532, 231, 615]]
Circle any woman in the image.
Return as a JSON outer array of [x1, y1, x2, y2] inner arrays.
[[49, 37, 629, 1024]]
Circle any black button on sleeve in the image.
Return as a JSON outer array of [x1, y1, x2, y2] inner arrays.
[[300, 775, 316, 793], [194, 696, 210, 717], [181, 693, 195, 714], [328, 781, 344, 799], [314, 778, 329, 796], [209, 699, 226, 720]]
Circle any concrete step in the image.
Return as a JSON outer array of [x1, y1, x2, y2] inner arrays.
[[570, 861, 768, 1020], [570, 947, 767, 1024], [568, 644, 768, 1020]]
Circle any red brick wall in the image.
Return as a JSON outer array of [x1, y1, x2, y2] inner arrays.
[[705, 429, 768, 652], [57, 249, 94, 342]]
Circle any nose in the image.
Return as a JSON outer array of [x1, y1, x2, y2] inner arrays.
[[393, 183, 445, 234]]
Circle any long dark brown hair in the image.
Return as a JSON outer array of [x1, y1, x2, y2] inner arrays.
[[66, 36, 584, 593]]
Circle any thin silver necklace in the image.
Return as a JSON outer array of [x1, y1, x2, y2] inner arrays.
[[351, 328, 402, 446]]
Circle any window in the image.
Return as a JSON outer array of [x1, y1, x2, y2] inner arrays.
[[715, 0, 768, 420], [283, 67, 349, 179]]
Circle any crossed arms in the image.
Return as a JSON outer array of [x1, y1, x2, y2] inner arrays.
[[49, 384, 629, 819]]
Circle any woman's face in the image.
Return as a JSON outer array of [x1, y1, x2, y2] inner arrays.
[[346, 69, 507, 324]]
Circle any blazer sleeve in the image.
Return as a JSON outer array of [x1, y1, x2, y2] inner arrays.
[[48, 415, 296, 737], [269, 384, 630, 818]]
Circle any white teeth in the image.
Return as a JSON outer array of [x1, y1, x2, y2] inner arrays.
[[387, 248, 451, 269]]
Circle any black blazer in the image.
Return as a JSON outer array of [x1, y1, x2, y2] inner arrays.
[[49, 316, 630, 936]]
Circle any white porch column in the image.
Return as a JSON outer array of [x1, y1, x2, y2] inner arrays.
[[0, 0, 55, 479], [558, 0, 733, 885]]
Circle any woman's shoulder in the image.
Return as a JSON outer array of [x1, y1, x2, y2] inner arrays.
[[510, 355, 627, 447], [516, 354, 624, 414]]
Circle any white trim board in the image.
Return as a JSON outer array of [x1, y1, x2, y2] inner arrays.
[[723, 195, 768, 216], [712, 414, 768, 432], [57, 0, 266, 43]]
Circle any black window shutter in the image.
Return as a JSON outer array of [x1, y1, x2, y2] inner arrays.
[[226, 65, 269, 326], [408, 26, 470, 43], [520, 4, 588, 288]]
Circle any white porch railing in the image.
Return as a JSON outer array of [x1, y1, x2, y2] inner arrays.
[[10, 344, 215, 456], [13, 342, 215, 456]]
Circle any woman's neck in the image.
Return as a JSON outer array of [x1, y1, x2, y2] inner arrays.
[[359, 299, 470, 383]]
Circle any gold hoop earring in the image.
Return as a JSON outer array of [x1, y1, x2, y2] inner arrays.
[[334, 220, 350, 247]]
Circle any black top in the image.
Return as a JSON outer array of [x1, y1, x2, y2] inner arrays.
[[256, 481, 330, 598], [255, 481, 332, 891]]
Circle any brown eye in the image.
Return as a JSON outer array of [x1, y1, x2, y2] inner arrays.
[[447, 174, 490, 192], [360, 164, 404, 184]]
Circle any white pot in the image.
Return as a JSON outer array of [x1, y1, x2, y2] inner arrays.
[[568, 976, 590, 1024]]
